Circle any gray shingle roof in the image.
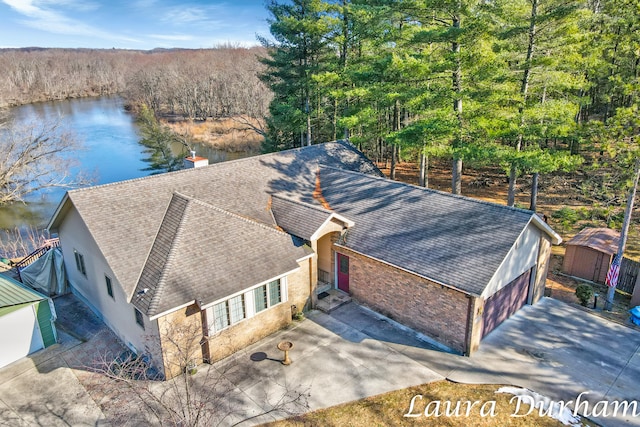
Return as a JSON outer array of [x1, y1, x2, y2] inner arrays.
[[51, 139, 548, 311], [317, 167, 535, 295], [133, 193, 311, 317], [54, 141, 377, 301], [270, 195, 334, 240]]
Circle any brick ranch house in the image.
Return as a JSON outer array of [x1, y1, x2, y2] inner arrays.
[[47, 141, 561, 379]]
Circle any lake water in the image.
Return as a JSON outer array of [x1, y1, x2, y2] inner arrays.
[[0, 96, 254, 231]]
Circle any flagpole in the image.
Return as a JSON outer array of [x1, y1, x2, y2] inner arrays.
[[605, 157, 640, 311]]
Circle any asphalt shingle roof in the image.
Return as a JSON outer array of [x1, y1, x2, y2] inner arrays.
[[133, 193, 310, 317], [52, 140, 545, 312], [317, 167, 534, 295], [56, 141, 378, 305], [270, 195, 334, 240]]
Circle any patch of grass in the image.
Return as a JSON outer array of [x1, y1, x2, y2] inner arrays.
[[163, 117, 264, 152], [265, 381, 587, 427]]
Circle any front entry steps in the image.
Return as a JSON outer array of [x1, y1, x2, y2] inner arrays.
[[316, 288, 351, 313]]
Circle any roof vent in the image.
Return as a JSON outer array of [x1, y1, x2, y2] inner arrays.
[[183, 151, 209, 169]]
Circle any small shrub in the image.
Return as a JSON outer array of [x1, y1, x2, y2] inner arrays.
[[575, 284, 594, 307], [552, 207, 579, 223], [292, 311, 305, 321]]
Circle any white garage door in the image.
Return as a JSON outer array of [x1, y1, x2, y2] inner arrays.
[[0, 305, 44, 369]]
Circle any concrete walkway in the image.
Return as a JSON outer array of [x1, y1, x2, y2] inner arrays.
[[206, 305, 445, 425], [0, 331, 107, 427], [0, 294, 124, 427]]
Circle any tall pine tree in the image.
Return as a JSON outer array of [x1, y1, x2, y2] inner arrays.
[[260, 0, 337, 152]]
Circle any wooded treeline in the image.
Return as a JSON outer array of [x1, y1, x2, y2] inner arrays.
[[259, 0, 640, 209], [0, 47, 271, 122]]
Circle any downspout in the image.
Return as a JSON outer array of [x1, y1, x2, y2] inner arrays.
[[464, 295, 473, 356], [308, 254, 315, 311]]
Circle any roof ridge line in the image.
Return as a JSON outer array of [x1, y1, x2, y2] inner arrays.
[[174, 192, 295, 239], [145, 193, 191, 315], [318, 165, 534, 216], [67, 141, 349, 196]]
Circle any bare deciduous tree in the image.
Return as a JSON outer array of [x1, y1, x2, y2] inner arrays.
[[90, 319, 309, 427], [0, 225, 49, 259], [0, 118, 88, 204]]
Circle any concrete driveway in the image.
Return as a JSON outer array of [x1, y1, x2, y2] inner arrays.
[[207, 297, 640, 426], [446, 297, 640, 427]]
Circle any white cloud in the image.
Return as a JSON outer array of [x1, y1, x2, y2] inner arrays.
[[2, 0, 139, 43], [39, 0, 100, 12], [161, 5, 226, 28]]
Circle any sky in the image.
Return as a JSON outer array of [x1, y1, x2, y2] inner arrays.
[[0, 0, 271, 50]]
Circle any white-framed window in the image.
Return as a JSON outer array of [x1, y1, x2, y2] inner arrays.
[[269, 279, 281, 305], [207, 278, 285, 335], [254, 285, 268, 313], [213, 301, 229, 331], [253, 278, 282, 314], [74, 249, 86, 276], [229, 295, 245, 324]]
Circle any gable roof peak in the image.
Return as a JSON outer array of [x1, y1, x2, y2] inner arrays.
[[135, 192, 191, 312]]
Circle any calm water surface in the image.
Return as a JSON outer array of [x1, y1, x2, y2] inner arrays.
[[0, 96, 253, 230]]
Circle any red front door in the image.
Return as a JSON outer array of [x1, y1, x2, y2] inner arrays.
[[337, 253, 350, 293]]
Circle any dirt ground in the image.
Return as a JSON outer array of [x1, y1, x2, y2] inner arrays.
[[378, 160, 640, 328]]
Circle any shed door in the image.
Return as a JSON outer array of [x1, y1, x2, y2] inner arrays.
[[0, 305, 44, 368], [482, 270, 531, 338], [569, 247, 601, 282], [337, 253, 350, 293]]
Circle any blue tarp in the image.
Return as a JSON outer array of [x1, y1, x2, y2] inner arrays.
[[630, 306, 640, 326]]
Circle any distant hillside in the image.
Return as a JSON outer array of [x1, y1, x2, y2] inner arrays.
[[0, 47, 271, 122]]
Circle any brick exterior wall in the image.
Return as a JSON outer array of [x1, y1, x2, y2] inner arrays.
[[204, 256, 313, 365], [156, 257, 313, 378], [205, 302, 291, 362], [157, 303, 203, 379], [288, 256, 314, 313], [335, 246, 471, 353]]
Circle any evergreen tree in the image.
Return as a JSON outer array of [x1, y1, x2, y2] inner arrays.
[[137, 105, 184, 174], [484, 0, 588, 207], [260, 0, 338, 152]]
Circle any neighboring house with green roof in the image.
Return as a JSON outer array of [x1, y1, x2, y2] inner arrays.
[[48, 141, 560, 379], [0, 275, 57, 368]]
